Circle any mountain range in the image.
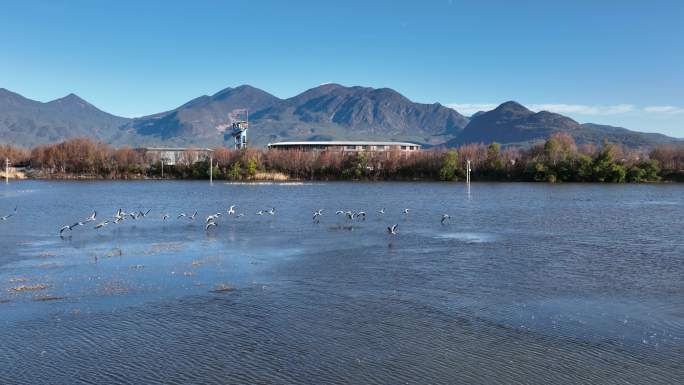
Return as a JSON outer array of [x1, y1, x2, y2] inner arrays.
[[0, 85, 679, 149]]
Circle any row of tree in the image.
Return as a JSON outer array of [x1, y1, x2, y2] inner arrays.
[[1, 135, 683, 182]]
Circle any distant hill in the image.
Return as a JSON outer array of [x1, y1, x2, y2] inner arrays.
[[125, 83, 469, 147], [448, 101, 677, 148], [247, 84, 469, 146], [124, 85, 281, 144], [0, 88, 130, 147], [0, 86, 679, 149]]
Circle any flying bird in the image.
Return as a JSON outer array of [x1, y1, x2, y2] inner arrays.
[[378, 208, 385, 215], [94, 220, 110, 229], [137, 209, 151, 219], [205, 221, 217, 231], [84, 211, 97, 223], [387, 224, 398, 235], [227, 205, 236, 215], [206, 213, 221, 223], [441, 214, 451, 224], [0, 206, 17, 221], [403, 209, 410, 214]]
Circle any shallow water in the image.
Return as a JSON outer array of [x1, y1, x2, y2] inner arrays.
[[0, 181, 682, 384]]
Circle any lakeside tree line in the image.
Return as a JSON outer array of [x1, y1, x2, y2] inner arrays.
[[1, 134, 683, 182]]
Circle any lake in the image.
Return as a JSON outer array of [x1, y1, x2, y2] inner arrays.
[[0, 181, 683, 384]]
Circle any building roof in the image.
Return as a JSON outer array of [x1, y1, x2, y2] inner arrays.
[[268, 141, 421, 147]]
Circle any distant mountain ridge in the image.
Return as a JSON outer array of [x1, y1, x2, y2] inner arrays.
[[0, 88, 130, 147], [449, 101, 676, 148], [0, 85, 679, 148]]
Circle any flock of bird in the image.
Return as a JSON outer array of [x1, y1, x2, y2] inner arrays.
[[0, 204, 452, 237]]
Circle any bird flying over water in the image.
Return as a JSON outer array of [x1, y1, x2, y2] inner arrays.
[[94, 220, 110, 229], [403, 209, 410, 214], [441, 214, 451, 224], [162, 213, 169, 221], [84, 211, 97, 223], [0, 206, 17, 221], [227, 205, 236, 215], [205, 221, 217, 231], [137, 209, 151, 219], [206, 213, 221, 223], [387, 224, 398, 235], [378, 208, 385, 215]]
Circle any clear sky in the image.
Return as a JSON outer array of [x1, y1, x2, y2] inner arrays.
[[1, 0, 682, 137]]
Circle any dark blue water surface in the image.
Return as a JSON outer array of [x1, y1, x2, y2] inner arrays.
[[0, 181, 682, 384]]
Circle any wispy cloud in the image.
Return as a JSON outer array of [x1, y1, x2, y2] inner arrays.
[[445, 103, 498, 115], [529, 103, 635, 115], [447, 102, 684, 116], [643, 105, 684, 114]]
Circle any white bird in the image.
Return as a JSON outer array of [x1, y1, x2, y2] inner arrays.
[[335, 210, 345, 215], [356, 211, 366, 220], [177, 212, 187, 219], [94, 220, 110, 229], [403, 208, 410, 214], [256, 210, 264, 216], [137, 209, 151, 219], [387, 224, 398, 235], [441, 214, 451, 224], [113, 208, 125, 222], [378, 208, 385, 215], [1, 206, 17, 221], [84, 211, 97, 223], [205, 221, 217, 231], [162, 213, 169, 221], [267, 208, 276, 216], [227, 205, 236, 215], [206, 213, 221, 223], [313, 209, 324, 220]]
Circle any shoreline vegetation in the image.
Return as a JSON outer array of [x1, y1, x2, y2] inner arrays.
[[1, 134, 683, 183]]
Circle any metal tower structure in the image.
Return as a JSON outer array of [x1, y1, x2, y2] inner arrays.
[[228, 109, 249, 150]]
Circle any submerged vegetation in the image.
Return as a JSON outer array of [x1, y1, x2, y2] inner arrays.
[[1, 134, 683, 182]]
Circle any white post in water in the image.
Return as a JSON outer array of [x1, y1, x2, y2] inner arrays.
[[5, 157, 8, 184], [466, 160, 471, 185]]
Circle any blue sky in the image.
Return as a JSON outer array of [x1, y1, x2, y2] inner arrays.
[[1, 0, 682, 136]]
